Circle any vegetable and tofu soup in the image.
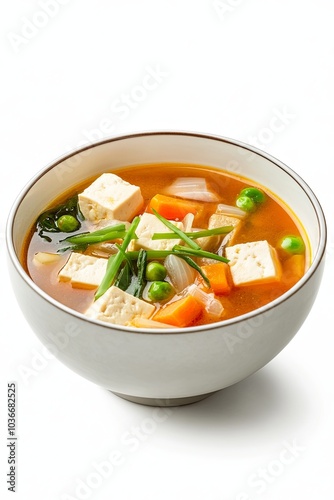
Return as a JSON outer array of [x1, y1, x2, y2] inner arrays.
[[25, 164, 308, 329]]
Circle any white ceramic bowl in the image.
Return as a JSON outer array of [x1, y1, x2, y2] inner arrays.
[[6, 131, 327, 406]]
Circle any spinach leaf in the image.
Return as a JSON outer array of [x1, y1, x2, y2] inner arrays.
[[36, 195, 83, 241]]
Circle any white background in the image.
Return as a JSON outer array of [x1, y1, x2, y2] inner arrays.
[[1, 1, 333, 499]]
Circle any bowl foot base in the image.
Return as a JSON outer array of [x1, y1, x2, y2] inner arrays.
[[111, 390, 217, 406]]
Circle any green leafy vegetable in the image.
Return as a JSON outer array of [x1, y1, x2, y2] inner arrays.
[[131, 249, 148, 299], [176, 254, 211, 287], [36, 195, 83, 241], [126, 250, 171, 260], [172, 245, 229, 264], [114, 262, 132, 291], [114, 243, 136, 275], [95, 216, 140, 300], [61, 223, 126, 246], [151, 209, 201, 250], [126, 246, 230, 263], [151, 226, 234, 240]]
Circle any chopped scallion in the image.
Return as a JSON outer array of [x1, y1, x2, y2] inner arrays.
[[176, 254, 211, 287], [61, 223, 126, 246], [173, 245, 230, 263], [114, 262, 131, 291], [151, 226, 234, 240], [126, 250, 171, 260], [94, 217, 140, 300], [151, 209, 201, 250], [131, 249, 148, 298]]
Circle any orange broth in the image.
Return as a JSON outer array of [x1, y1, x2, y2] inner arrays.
[[25, 163, 309, 326]]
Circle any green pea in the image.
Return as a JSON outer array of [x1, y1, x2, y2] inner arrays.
[[239, 187, 266, 204], [280, 235, 305, 254], [148, 281, 174, 302], [145, 261, 167, 281], [236, 195, 256, 212], [57, 215, 80, 232]]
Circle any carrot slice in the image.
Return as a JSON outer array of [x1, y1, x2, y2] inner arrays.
[[201, 263, 231, 294], [153, 295, 203, 327], [148, 194, 203, 220]]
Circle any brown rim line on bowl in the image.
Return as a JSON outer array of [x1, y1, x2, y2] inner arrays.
[[6, 131, 327, 406]]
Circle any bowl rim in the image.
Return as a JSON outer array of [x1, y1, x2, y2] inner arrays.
[[6, 130, 328, 335]]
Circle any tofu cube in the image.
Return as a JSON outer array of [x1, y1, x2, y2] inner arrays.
[[208, 213, 241, 246], [129, 213, 184, 251], [58, 253, 108, 289], [225, 240, 282, 286], [78, 173, 144, 223], [85, 286, 155, 326], [195, 214, 242, 264]]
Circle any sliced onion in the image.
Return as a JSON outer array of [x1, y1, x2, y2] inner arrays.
[[33, 252, 62, 265], [85, 242, 118, 258], [216, 203, 247, 218], [164, 254, 196, 293], [131, 317, 174, 329], [187, 284, 224, 319], [164, 177, 220, 202], [182, 212, 194, 232]]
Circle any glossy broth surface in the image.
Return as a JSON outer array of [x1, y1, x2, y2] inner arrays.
[[25, 163, 308, 326]]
